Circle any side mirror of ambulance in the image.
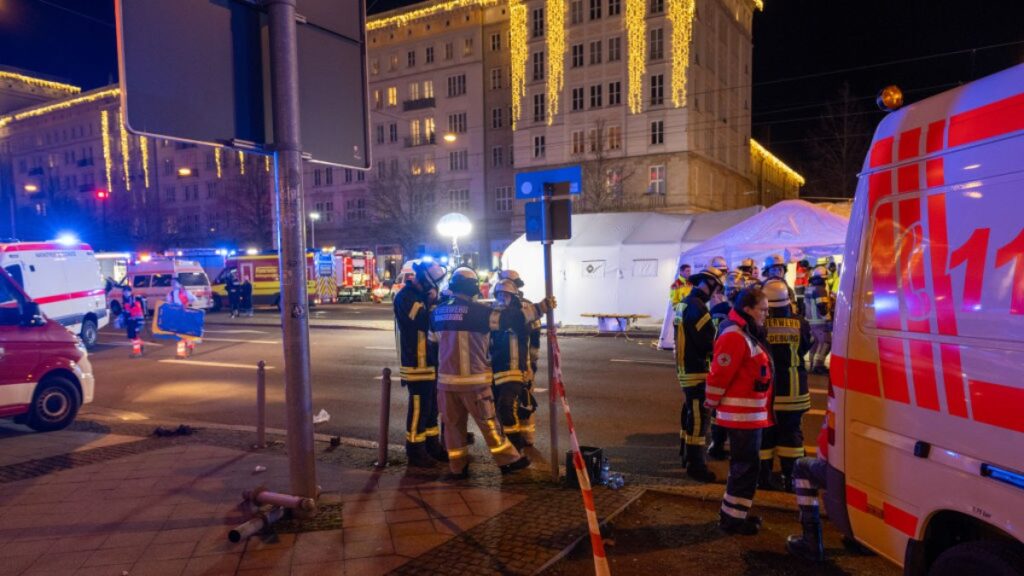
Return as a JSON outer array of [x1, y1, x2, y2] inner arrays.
[[20, 301, 45, 327]]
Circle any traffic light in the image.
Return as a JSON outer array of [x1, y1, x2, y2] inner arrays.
[[95, 189, 109, 200]]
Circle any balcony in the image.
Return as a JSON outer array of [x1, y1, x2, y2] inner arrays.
[[402, 97, 436, 112], [403, 134, 436, 148]]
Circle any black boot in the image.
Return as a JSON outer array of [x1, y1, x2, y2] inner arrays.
[[425, 436, 449, 462], [719, 512, 759, 535], [405, 442, 438, 468], [758, 461, 783, 491], [786, 509, 825, 561], [508, 432, 526, 450], [685, 446, 716, 483], [500, 456, 531, 475], [680, 442, 689, 469]]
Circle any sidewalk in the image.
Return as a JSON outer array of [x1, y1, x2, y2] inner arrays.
[[0, 417, 641, 576]]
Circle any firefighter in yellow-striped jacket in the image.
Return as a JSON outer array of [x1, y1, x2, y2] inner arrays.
[[490, 278, 534, 450], [497, 269, 542, 447], [760, 278, 812, 492]]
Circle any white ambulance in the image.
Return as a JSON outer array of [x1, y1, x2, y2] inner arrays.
[[0, 241, 109, 349], [828, 64, 1024, 574], [107, 259, 213, 314]]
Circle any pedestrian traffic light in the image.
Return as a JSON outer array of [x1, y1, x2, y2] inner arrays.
[[95, 189, 109, 200]]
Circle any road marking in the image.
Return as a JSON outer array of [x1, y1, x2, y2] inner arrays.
[[204, 329, 270, 335], [807, 409, 826, 416], [610, 358, 675, 366], [364, 346, 396, 351], [533, 387, 548, 393], [97, 338, 165, 348], [158, 360, 274, 370], [201, 337, 281, 345]]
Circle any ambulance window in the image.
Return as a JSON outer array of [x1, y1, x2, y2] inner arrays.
[[0, 273, 21, 325], [133, 275, 150, 288], [152, 274, 172, 287], [3, 265, 23, 289], [178, 272, 207, 286]]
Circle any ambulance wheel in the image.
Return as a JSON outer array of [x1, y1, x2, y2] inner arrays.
[[929, 541, 1024, 576], [79, 317, 98, 349], [109, 300, 122, 317], [211, 294, 223, 312], [27, 376, 81, 432]]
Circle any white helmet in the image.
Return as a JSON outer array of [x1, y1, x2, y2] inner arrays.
[[763, 278, 791, 309], [498, 269, 524, 289], [413, 260, 446, 291], [710, 256, 728, 273], [399, 260, 417, 279]]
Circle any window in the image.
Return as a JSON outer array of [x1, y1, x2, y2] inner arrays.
[[492, 107, 504, 128], [326, 167, 333, 185], [607, 125, 622, 150], [532, 8, 545, 37], [572, 87, 584, 111], [608, 0, 621, 16], [533, 135, 546, 158], [445, 42, 454, 60], [650, 74, 664, 106], [423, 80, 434, 98], [589, 0, 602, 19], [590, 84, 603, 108], [463, 36, 474, 56], [571, 44, 584, 68], [532, 51, 545, 81], [163, 158, 174, 175], [533, 93, 546, 122], [387, 86, 397, 107], [609, 81, 622, 106], [345, 198, 366, 222], [345, 169, 353, 183], [495, 186, 513, 212], [407, 50, 416, 67], [426, 46, 435, 63], [648, 164, 666, 194], [491, 33, 501, 51], [424, 117, 435, 141], [370, 58, 379, 75], [410, 120, 422, 146], [608, 37, 622, 61], [491, 68, 503, 90], [409, 82, 420, 100], [509, 145, 515, 166], [589, 40, 602, 65], [447, 112, 467, 133], [449, 150, 469, 171], [132, 275, 151, 288], [449, 189, 470, 211], [447, 74, 467, 97], [571, 130, 585, 155], [571, 0, 583, 24], [164, 186, 175, 202], [492, 146, 504, 167], [650, 0, 664, 14], [389, 54, 399, 71], [357, 171, 365, 181], [650, 28, 664, 60], [389, 123, 398, 143], [314, 169, 322, 186], [650, 120, 664, 145], [588, 129, 599, 152], [372, 89, 382, 110]]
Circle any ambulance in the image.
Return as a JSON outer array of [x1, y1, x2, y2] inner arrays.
[[210, 253, 317, 311], [827, 64, 1024, 574], [107, 259, 213, 314], [0, 241, 108, 348]]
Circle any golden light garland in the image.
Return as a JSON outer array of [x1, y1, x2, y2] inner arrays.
[[366, 0, 499, 30], [667, 0, 695, 108], [100, 110, 113, 194], [752, 0, 764, 11], [0, 71, 80, 94], [509, 0, 528, 130], [546, 0, 565, 124], [139, 136, 151, 188], [625, 0, 647, 114], [264, 155, 271, 172], [0, 88, 120, 128], [238, 151, 245, 175], [118, 112, 131, 191], [751, 139, 805, 186], [215, 148, 223, 179]]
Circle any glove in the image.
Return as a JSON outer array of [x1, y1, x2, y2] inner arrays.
[[544, 296, 558, 311]]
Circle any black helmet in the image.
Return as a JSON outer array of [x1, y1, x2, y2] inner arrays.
[[448, 267, 480, 297]]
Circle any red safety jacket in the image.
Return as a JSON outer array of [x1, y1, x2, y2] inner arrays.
[[705, 309, 774, 429], [125, 299, 145, 319]]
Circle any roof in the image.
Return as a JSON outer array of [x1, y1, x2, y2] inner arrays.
[[0, 242, 93, 253]]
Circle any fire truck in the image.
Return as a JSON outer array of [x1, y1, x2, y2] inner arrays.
[[334, 250, 377, 303], [827, 64, 1024, 574], [210, 253, 317, 311]]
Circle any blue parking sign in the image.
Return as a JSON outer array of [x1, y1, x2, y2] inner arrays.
[[514, 165, 582, 199]]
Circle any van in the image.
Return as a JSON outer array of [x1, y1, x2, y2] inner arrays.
[[108, 259, 213, 315], [211, 253, 316, 311], [0, 267, 95, 431], [828, 64, 1024, 574], [0, 241, 109, 348]]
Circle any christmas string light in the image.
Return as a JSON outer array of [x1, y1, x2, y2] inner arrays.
[[140, 135, 150, 188], [509, 0, 528, 130], [625, 0, 647, 114], [264, 155, 271, 172], [118, 112, 131, 191], [238, 151, 245, 175], [101, 110, 113, 194], [215, 148, 223, 179], [367, 0, 499, 30], [668, 0, 695, 108], [0, 71, 80, 94], [546, 0, 565, 124], [0, 88, 119, 128], [751, 138, 804, 185]]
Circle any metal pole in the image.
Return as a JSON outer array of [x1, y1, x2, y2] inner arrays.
[[541, 188, 559, 484], [375, 367, 392, 468], [310, 216, 316, 249], [256, 360, 266, 449], [266, 0, 318, 506]]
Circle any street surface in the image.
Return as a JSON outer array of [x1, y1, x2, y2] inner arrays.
[[87, 302, 828, 480]]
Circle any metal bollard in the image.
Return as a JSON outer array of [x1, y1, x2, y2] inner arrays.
[[229, 505, 285, 543], [374, 367, 392, 468], [256, 360, 266, 449], [243, 486, 316, 511]]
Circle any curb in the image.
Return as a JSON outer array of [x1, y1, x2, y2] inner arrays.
[[203, 319, 390, 332]]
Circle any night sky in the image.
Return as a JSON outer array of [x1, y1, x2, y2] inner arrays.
[[2, 0, 1022, 196]]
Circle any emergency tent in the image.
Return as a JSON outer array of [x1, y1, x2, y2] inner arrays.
[[657, 199, 849, 348], [500, 207, 760, 327]]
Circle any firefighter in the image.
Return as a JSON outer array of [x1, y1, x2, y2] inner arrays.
[[431, 268, 555, 478], [122, 286, 146, 358], [706, 286, 774, 535], [226, 270, 241, 317], [710, 256, 729, 275], [490, 278, 532, 449], [760, 278, 812, 492], [669, 264, 692, 316], [737, 258, 756, 285], [498, 269, 541, 447], [764, 254, 797, 306], [676, 265, 725, 482], [805, 266, 832, 374], [785, 423, 829, 562], [393, 259, 448, 467]]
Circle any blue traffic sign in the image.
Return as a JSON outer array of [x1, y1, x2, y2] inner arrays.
[[514, 165, 582, 199]]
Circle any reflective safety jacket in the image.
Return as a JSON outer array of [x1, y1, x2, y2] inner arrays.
[[393, 284, 437, 382], [804, 282, 832, 326], [431, 294, 545, 390], [523, 298, 542, 380], [706, 309, 774, 429], [491, 302, 532, 385], [676, 292, 716, 388], [670, 275, 692, 325], [124, 298, 145, 319], [765, 315, 812, 412]]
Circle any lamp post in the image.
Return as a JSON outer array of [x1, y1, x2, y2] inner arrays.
[[308, 211, 320, 249], [436, 212, 472, 267]]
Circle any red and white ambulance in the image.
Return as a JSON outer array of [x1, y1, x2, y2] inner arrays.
[[827, 64, 1024, 574]]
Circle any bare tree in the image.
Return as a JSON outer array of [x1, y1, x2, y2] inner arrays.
[[219, 168, 274, 246], [807, 82, 879, 199], [573, 118, 637, 213], [367, 167, 442, 257]]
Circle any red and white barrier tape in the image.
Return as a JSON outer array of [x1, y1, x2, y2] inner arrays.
[[550, 329, 611, 576]]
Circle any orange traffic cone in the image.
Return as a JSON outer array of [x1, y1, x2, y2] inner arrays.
[[131, 339, 143, 358]]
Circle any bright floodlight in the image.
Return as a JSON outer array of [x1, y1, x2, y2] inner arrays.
[[309, 212, 321, 221], [436, 212, 472, 239], [56, 233, 79, 246], [246, 247, 259, 256]]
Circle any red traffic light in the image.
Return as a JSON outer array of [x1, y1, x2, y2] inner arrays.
[[95, 190, 109, 200]]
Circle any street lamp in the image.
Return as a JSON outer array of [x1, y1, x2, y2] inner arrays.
[[436, 212, 472, 267], [308, 212, 320, 249]]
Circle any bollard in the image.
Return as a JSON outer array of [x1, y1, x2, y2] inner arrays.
[[256, 360, 266, 449], [375, 367, 392, 468], [229, 505, 285, 543], [243, 486, 317, 511]]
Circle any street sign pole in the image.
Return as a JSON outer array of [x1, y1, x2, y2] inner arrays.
[[542, 183, 559, 483], [266, 0, 318, 509]]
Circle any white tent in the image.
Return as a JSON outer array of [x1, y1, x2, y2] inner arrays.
[[500, 207, 760, 328], [657, 200, 850, 348]]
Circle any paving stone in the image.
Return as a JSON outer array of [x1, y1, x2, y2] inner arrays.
[[343, 537, 394, 559], [181, 552, 241, 576]]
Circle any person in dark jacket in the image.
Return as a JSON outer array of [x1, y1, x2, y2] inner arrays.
[[490, 278, 532, 449]]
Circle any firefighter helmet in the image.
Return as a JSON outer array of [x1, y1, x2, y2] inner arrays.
[[725, 270, 745, 298], [738, 257, 755, 273], [710, 256, 728, 273], [413, 260, 446, 291], [812, 266, 829, 280], [691, 266, 726, 291], [493, 278, 519, 296], [763, 278, 791, 309], [498, 269, 525, 288], [399, 260, 417, 280], [764, 254, 786, 277], [448, 267, 480, 297]]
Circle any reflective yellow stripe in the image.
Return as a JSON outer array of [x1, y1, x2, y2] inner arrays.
[[775, 401, 812, 412], [448, 446, 468, 459], [489, 438, 516, 454], [423, 426, 440, 437], [695, 313, 711, 332], [760, 449, 775, 460], [494, 370, 526, 384], [417, 332, 427, 368], [510, 339, 519, 373], [458, 331, 471, 376], [776, 445, 806, 458], [406, 395, 423, 443], [485, 418, 503, 446], [408, 301, 424, 321], [438, 372, 494, 386]]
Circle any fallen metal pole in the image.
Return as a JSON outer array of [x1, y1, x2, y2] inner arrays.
[[375, 367, 392, 468], [229, 505, 285, 543], [243, 486, 316, 512], [256, 360, 266, 449]]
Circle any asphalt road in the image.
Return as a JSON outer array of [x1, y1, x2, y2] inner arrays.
[[86, 303, 828, 479]]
